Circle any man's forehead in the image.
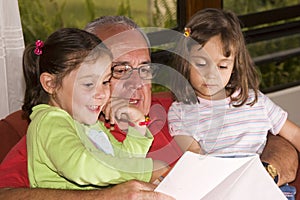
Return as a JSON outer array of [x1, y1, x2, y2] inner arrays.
[[104, 30, 148, 49], [94, 24, 150, 64], [95, 24, 133, 40], [112, 47, 150, 65], [95, 24, 148, 47]]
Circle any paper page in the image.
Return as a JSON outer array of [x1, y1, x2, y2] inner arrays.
[[155, 151, 286, 200]]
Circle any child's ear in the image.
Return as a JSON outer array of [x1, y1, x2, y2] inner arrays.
[[40, 72, 56, 94]]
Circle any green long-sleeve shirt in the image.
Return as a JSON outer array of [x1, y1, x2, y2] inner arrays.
[[27, 104, 153, 189]]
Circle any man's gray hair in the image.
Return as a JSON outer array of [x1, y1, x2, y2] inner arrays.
[[84, 16, 138, 33], [84, 16, 150, 49]]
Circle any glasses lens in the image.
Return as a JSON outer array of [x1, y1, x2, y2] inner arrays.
[[112, 65, 132, 79], [139, 64, 158, 80], [112, 64, 159, 80]]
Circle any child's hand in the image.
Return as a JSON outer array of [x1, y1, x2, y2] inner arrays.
[[174, 135, 204, 154], [104, 97, 146, 134]]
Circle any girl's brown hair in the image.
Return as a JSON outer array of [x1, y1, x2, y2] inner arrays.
[[172, 8, 260, 106], [22, 28, 112, 117]]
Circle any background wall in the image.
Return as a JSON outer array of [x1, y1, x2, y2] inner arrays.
[[267, 85, 300, 126]]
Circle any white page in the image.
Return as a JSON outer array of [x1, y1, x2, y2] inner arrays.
[[155, 151, 286, 200]]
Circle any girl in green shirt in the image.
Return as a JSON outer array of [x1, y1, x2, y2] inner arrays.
[[22, 28, 159, 189]]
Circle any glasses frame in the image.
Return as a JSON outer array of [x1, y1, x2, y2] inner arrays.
[[111, 64, 159, 80]]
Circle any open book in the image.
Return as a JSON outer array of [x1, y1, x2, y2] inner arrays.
[[155, 151, 286, 200]]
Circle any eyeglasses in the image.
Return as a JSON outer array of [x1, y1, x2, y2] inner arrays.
[[111, 64, 159, 80]]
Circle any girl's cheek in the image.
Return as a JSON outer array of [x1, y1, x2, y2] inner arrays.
[[105, 86, 110, 96], [103, 87, 110, 103]]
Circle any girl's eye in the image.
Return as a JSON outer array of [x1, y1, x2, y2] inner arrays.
[[192, 58, 207, 68], [218, 60, 232, 69], [102, 81, 110, 86], [219, 65, 228, 69], [83, 83, 94, 88], [195, 63, 206, 68]]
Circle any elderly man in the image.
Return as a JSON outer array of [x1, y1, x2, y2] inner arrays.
[[85, 16, 182, 166]]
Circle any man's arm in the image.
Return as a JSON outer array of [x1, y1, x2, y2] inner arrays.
[[261, 134, 299, 186], [0, 180, 174, 200]]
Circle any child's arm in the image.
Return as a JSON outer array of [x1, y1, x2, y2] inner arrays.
[[278, 119, 300, 152], [150, 160, 170, 183], [103, 100, 154, 157], [95, 124, 169, 185], [28, 113, 153, 187], [105, 124, 153, 158], [173, 135, 203, 154]]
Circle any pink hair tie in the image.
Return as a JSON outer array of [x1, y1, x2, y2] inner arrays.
[[34, 40, 44, 55]]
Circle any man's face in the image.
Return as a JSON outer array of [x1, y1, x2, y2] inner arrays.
[[95, 26, 152, 115]]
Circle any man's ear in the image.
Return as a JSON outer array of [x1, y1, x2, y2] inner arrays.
[[40, 72, 56, 94]]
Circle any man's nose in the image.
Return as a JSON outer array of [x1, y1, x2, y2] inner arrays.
[[124, 71, 143, 90]]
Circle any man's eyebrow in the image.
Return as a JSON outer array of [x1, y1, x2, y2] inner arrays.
[[112, 61, 151, 65], [141, 61, 151, 64], [112, 61, 129, 66]]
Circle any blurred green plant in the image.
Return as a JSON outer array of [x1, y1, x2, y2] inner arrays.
[[19, 0, 177, 45], [259, 57, 300, 90], [152, 0, 177, 28], [117, 0, 132, 19], [19, 0, 65, 44], [19, 0, 98, 44]]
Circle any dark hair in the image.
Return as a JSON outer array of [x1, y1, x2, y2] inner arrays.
[[22, 28, 112, 117], [172, 8, 260, 106]]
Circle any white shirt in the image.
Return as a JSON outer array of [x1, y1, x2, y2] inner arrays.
[[168, 90, 287, 156]]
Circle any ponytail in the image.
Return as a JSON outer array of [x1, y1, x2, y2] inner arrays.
[[22, 44, 49, 118]]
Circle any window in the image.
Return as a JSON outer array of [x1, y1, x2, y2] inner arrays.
[[223, 0, 300, 91]]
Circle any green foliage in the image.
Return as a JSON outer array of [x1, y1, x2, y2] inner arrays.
[[152, 0, 177, 27], [19, 0, 65, 44], [117, 0, 132, 19], [259, 57, 300, 90], [19, 0, 177, 45], [85, 0, 96, 22]]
